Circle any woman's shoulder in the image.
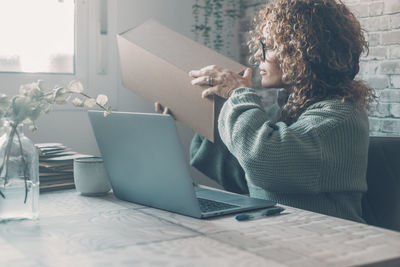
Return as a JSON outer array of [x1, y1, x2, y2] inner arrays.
[[303, 99, 367, 120], [306, 99, 357, 111], [294, 98, 368, 135]]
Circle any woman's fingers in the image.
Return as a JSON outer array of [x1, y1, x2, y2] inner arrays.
[[163, 107, 170, 115], [189, 65, 220, 78], [201, 88, 211, 99], [190, 65, 252, 99], [242, 68, 253, 87], [155, 102, 175, 119], [201, 86, 220, 99], [155, 102, 169, 114], [155, 102, 162, 113], [191, 76, 211, 86], [243, 68, 252, 79]]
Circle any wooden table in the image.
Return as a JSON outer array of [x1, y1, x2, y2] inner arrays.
[[1, 189, 400, 267]]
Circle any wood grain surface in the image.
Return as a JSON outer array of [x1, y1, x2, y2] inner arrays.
[[1, 189, 400, 267]]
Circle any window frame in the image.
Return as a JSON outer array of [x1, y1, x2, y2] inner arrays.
[[0, 0, 89, 96]]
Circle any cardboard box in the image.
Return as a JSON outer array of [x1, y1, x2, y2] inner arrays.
[[117, 19, 246, 142]]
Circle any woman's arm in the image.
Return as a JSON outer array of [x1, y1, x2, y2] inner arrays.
[[155, 101, 249, 194], [190, 134, 249, 194], [219, 88, 326, 194]]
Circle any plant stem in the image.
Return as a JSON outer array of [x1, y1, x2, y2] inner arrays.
[[78, 92, 108, 111], [0, 125, 16, 179], [0, 124, 17, 199], [16, 129, 29, 204], [4, 125, 17, 184], [45, 89, 109, 112]]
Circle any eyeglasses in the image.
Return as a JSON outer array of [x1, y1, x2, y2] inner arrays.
[[259, 40, 273, 61]]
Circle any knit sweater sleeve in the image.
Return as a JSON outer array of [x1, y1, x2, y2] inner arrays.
[[189, 101, 281, 194], [218, 88, 329, 194], [189, 133, 249, 194]]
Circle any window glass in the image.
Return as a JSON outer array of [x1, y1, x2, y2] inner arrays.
[[0, 0, 75, 73]]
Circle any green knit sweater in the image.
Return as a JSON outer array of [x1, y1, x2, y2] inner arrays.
[[190, 88, 369, 223]]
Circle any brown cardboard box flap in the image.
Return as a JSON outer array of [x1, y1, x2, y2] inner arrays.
[[117, 19, 246, 142]]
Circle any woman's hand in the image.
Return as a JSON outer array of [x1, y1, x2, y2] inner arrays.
[[189, 65, 252, 99], [155, 102, 175, 119]]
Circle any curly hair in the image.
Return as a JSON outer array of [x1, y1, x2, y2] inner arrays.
[[249, 0, 376, 125]]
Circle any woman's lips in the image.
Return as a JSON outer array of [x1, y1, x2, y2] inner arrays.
[[260, 70, 267, 75]]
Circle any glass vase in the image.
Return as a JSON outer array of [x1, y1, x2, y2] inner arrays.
[[0, 119, 39, 221]]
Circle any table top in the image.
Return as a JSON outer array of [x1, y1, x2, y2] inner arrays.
[[1, 189, 400, 267]]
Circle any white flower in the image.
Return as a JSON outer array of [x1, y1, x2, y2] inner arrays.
[[0, 80, 111, 131], [72, 98, 84, 107], [84, 98, 97, 108], [68, 80, 84, 93], [96, 94, 108, 106], [19, 82, 36, 96], [23, 118, 33, 126], [0, 79, 112, 202], [27, 80, 45, 99]]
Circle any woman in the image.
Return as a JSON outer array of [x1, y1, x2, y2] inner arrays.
[[157, 0, 375, 223]]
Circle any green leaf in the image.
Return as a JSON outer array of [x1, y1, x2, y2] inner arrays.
[[10, 96, 31, 124], [104, 106, 112, 117], [53, 87, 68, 104], [3, 79, 112, 131]]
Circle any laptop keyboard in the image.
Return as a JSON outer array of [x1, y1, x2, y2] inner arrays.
[[198, 198, 238, 213]]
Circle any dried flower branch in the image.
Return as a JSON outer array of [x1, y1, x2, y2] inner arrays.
[[0, 80, 112, 201]]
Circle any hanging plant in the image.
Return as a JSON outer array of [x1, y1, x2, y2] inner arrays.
[[224, 0, 241, 56], [192, 0, 213, 48], [212, 0, 224, 52], [192, 0, 201, 41], [191, 0, 241, 55]]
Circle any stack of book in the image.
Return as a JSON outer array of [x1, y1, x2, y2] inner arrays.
[[35, 143, 93, 192]]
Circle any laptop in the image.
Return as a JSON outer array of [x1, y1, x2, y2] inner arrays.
[[88, 110, 276, 218]]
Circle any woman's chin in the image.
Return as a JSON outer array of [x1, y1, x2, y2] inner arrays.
[[261, 77, 285, 88], [261, 80, 277, 88]]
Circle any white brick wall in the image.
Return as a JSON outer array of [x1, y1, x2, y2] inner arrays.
[[345, 0, 400, 136], [238, 0, 400, 136]]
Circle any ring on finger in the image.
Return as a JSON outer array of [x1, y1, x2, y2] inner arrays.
[[207, 76, 214, 87]]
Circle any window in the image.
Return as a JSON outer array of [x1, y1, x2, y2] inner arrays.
[[0, 0, 117, 106], [0, 0, 75, 74], [0, 0, 90, 97]]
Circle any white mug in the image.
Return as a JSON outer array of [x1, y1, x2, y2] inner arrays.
[[73, 157, 111, 196]]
